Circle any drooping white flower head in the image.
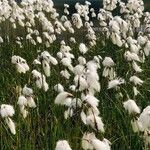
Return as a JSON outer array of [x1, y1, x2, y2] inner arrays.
[[131, 119, 143, 133], [60, 70, 71, 79], [144, 41, 150, 56], [91, 138, 111, 150], [132, 61, 142, 73], [54, 84, 64, 93], [83, 94, 99, 108], [102, 57, 115, 79], [11, 55, 29, 73], [79, 43, 88, 54], [124, 51, 140, 62], [74, 64, 85, 75], [72, 13, 83, 29], [102, 57, 115, 67], [86, 115, 105, 132], [41, 51, 58, 65], [42, 59, 51, 77], [108, 78, 125, 89], [55, 140, 72, 150], [103, 0, 118, 11], [0, 104, 16, 134], [78, 56, 86, 65], [129, 76, 143, 86], [64, 4, 70, 15], [5, 117, 16, 135], [70, 37, 76, 43], [82, 132, 96, 150], [27, 97, 36, 108], [123, 99, 140, 114], [32, 70, 49, 91], [22, 85, 33, 97], [55, 91, 73, 106], [139, 106, 150, 131], [64, 108, 74, 119], [0, 104, 15, 118], [17, 95, 27, 106], [61, 57, 73, 72]]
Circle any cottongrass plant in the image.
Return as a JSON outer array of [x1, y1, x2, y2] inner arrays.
[[0, 0, 150, 149]]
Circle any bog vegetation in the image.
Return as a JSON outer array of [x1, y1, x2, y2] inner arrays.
[[0, 0, 150, 149]]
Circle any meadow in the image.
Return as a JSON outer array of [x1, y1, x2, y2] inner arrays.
[[0, 0, 150, 150]]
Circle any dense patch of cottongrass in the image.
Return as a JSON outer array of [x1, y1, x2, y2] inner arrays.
[[0, 0, 150, 149]]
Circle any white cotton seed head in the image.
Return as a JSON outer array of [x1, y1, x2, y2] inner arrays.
[[63, 98, 72, 106], [54, 84, 64, 93], [41, 51, 58, 65], [69, 85, 76, 91], [5, 117, 16, 135], [43, 80, 49, 92], [0, 36, 4, 43], [86, 115, 105, 132], [11, 55, 29, 73], [79, 76, 88, 91], [55, 92, 72, 105], [57, 52, 63, 59], [87, 107, 100, 116], [124, 51, 140, 62], [102, 57, 115, 67], [22, 85, 33, 97], [108, 78, 125, 89], [35, 79, 42, 89], [21, 63, 30, 72], [72, 13, 83, 29], [16, 63, 26, 73], [132, 61, 142, 73], [144, 41, 150, 56], [139, 106, 150, 131], [33, 59, 41, 65], [144, 135, 150, 147], [36, 36, 42, 43], [27, 97, 36, 108], [123, 99, 140, 114], [70, 37, 76, 43], [129, 76, 143, 86], [55, 140, 72, 150], [60, 70, 71, 79], [17, 95, 27, 106], [82, 132, 96, 150], [86, 61, 99, 72], [0, 104, 15, 118], [79, 43, 88, 54], [64, 108, 73, 119], [78, 56, 86, 65], [61, 58, 72, 67], [20, 106, 28, 118], [81, 111, 87, 125], [103, 67, 115, 79], [83, 94, 99, 108], [91, 138, 111, 150], [131, 119, 144, 133], [74, 65, 85, 75], [42, 59, 51, 77], [32, 70, 41, 78], [49, 55, 58, 65]]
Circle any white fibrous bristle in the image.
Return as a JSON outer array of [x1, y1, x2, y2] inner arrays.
[[55, 140, 72, 150], [123, 100, 140, 114]]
